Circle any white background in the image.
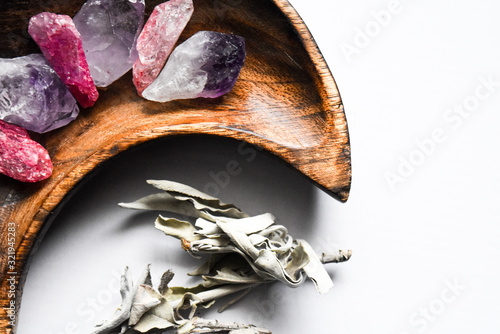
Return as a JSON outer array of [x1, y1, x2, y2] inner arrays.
[[17, 0, 500, 333]]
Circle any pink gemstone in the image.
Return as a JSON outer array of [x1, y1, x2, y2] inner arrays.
[[133, 0, 194, 96], [28, 12, 99, 108], [0, 120, 53, 183]]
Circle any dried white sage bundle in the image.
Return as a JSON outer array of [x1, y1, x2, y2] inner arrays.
[[119, 180, 351, 295], [90, 265, 270, 334], [91, 180, 351, 334]]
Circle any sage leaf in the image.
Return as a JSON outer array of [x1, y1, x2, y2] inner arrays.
[[176, 317, 272, 334], [121, 180, 248, 219], [90, 265, 152, 334], [299, 240, 334, 294], [155, 216, 201, 242], [129, 285, 162, 326]]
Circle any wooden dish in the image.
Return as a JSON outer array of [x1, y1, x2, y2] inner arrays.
[[0, 0, 350, 330]]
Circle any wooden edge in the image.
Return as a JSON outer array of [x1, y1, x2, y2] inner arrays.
[[274, 0, 352, 201]]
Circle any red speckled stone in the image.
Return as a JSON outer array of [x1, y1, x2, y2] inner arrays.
[[0, 120, 53, 182], [28, 12, 99, 108]]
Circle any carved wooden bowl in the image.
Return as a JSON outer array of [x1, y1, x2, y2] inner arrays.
[[0, 0, 350, 330]]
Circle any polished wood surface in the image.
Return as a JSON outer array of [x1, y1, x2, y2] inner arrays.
[[0, 0, 350, 331]]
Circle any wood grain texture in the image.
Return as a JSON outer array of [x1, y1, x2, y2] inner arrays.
[[0, 0, 351, 331]]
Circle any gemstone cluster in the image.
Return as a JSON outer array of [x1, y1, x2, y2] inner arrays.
[[0, 0, 246, 182]]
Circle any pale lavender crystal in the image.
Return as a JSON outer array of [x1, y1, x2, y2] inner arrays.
[[142, 31, 246, 102], [0, 54, 79, 133], [73, 0, 145, 87]]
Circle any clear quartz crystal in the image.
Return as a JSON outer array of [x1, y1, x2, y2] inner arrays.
[[73, 0, 145, 87], [142, 31, 246, 102], [0, 54, 79, 133]]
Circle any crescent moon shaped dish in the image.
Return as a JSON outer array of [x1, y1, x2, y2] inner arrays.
[[0, 0, 351, 330]]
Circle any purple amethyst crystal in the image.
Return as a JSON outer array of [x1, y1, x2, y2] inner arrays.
[[0, 54, 79, 133], [142, 31, 246, 102], [73, 0, 145, 87]]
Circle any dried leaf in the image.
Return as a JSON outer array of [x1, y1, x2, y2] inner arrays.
[[176, 317, 271, 334], [169, 284, 255, 308], [90, 265, 152, 334], [155, 216, 201, 242], [299, 240, 334, 294], [133, 291, 178, 332], [129, 285, 162, 326], [158, 269, 175, 295], [133, 313, 176, 333], [208, 213, 276, 236], [201, 267, 265, 288], [147, 180, 248, 218], [194, 218, 223, 236], [188, 254, 227, 276], [283, 243, 309, 279], [119, 192, 202, 218], [217, 287, 253, 313]]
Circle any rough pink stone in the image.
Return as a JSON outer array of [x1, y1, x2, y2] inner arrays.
[[28, 12, 99, 108], [133, 0, 194, 95], [0, 120, 53, 182]]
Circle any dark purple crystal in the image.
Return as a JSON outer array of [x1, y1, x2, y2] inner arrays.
[[142, 31, 246, 102], [199, 32, 246, 98]]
